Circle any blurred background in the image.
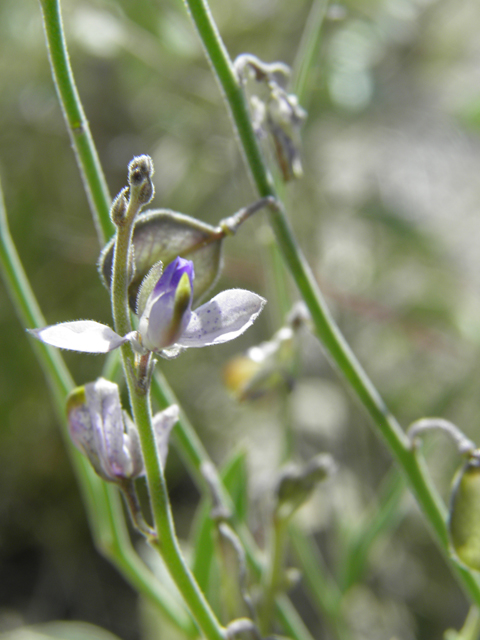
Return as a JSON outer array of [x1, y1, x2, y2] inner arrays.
[[2, 0, 480, 638]]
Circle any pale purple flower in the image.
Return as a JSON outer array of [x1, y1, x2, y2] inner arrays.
[[28, 257, 266, 358], [67, 378, 178, 481]]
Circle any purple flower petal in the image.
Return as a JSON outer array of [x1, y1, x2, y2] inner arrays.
[[138, 257, 194, 351], [28, 321, 128, 353], [177, 289, 266, 348], [150, 256, 194, 302]]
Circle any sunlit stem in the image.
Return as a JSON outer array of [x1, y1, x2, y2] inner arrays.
[[292, 0, 329, 105], [110, 173, 226, 640], [152, 369, 327, 640], [182, 0, 480, 608]]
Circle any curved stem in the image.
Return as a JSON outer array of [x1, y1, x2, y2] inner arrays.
[[182, 0, 480, 606], [38, 0, 113, 244]]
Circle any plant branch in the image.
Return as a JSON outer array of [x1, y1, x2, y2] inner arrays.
[[182, 0, 480, 607], [38, 0, 113, 244]]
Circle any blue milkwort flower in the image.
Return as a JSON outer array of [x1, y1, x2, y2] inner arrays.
[[28, 257, 266, 358], [68, 378, 179, 481]]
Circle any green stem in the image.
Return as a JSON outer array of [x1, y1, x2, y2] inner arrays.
[[290, 526, 351, 640], [0, 182, 196, 637], [38, 0, 113, 244], [151, 370, 315, 640], [101, 483, 197, 637], [182, 0, 480, 607], [111, 216, 225, 640], [259, 514, 289, 635]]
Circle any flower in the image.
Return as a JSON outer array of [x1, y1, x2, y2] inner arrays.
[[138, 257, 194, 352], [67, 378, 178, 482], [28, 257, 266, 358]]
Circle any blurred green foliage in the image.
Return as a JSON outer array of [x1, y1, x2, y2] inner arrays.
[[2, 0, 480, 638]]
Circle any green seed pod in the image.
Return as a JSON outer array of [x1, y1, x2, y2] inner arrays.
[[99, 209, 224, 311], [449, 457, 480, 571]]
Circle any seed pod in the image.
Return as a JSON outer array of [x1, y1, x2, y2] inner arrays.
[[449, 456, 480, 570], [99, 209, 224, 310]]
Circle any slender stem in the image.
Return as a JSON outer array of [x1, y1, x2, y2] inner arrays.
[[101, 483, 198, 637], [339, 468, 405, 592], [35, 0, 309, 631], [119, 479, 157, 539], [0, 182, 196, 637], [259, 514, 289, 635], [111, 212, 225, 640], [292, 0, 329, 105], [290, 527, 351, 640], [182, 0, 480, 607], [38, 0, 113, 244]]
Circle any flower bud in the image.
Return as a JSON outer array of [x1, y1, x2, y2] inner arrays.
[[234, 54, 306, 182], [67, 378, 179, 482], [67, 378, 144, 482], [128, 155, 155, 206], [110, 187, 129, 225]]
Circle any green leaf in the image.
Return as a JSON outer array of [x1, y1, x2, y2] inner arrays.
[[221, 448, 249, 523], [190, 449, 249, 595], [191, 497, 216, 593]]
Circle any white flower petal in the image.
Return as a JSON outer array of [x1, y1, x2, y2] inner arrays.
[[177, 289, 266, 348], [28, 321, 127, 353], [123, 411, 145, 478], [86, 379, 128, 478], [152, 405, 179, 467]]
